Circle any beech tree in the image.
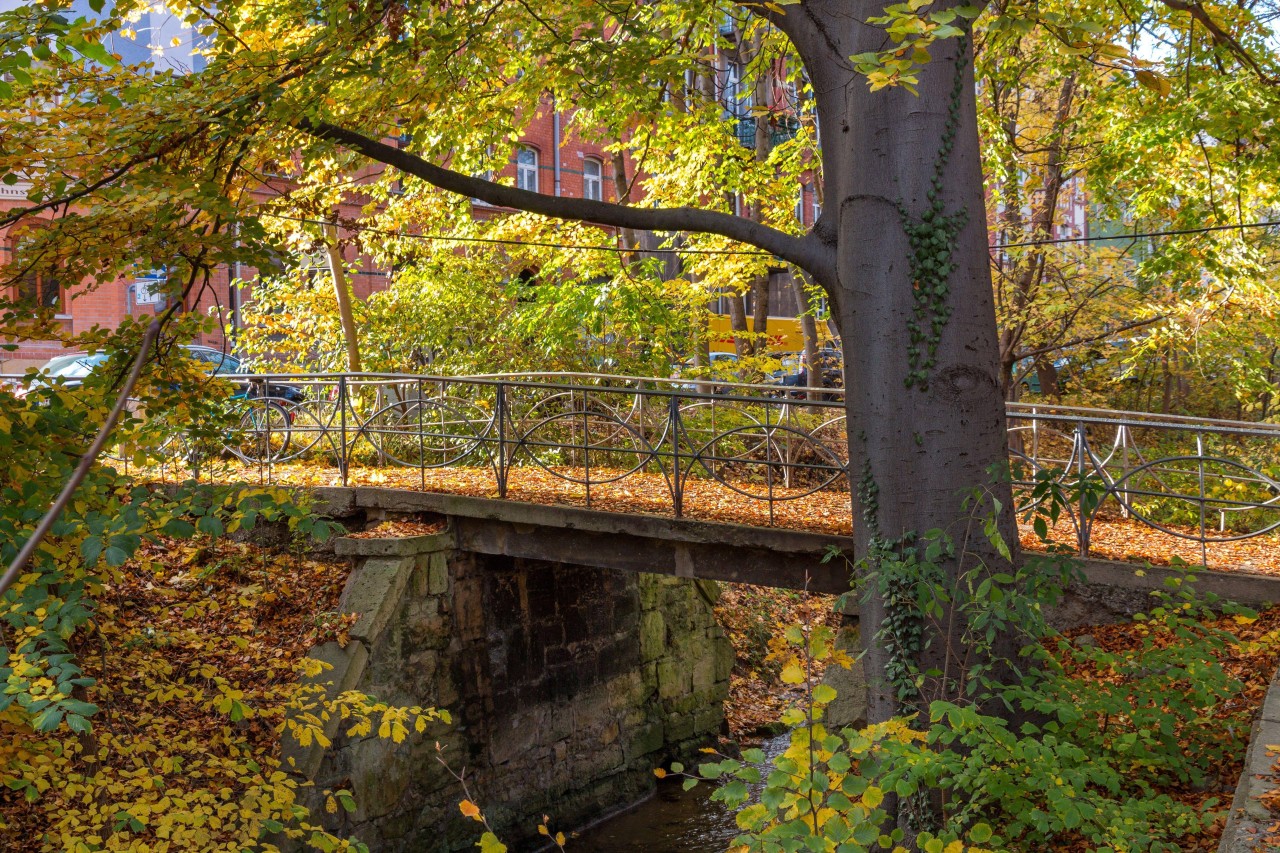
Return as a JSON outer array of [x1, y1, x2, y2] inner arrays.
[[3, 0, 1279, 749]]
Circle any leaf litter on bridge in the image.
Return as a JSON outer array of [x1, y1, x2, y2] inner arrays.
[[184, 460, 1280, 575]]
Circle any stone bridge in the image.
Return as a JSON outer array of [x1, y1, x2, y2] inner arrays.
[[268, 484, 1280, 851], [128, 371, 1280, 570]]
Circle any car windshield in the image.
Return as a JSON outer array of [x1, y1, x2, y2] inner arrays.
[[210, 353, 242, 374], [38, 354, 89, 376], [40, 353, 107, 379], [183, 347, 242, 374]]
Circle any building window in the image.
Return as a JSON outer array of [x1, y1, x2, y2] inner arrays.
[[796, 185, 805, 223], [6, 232, 65, 314], [17, 268, 64, 313], [516, 146, 539, 193], [583, 158, 603, 201]]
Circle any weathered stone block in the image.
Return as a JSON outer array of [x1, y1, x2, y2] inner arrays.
[[639, 576, 661, 610], [1260, 669, 1280, 723], [350, 736, 407, 820], [714, 635, 736, 683], [283, 640, 369, 780], [665, 714, 696, 743], [427, 552, 451, 595], [335, 530, 455, 558], [693, 707, 722, 736], [639, 611, 666, 663], [344, 557, 415, 645], [657, 659, 689, 700], [691, 652, 717, 693], [823, 622, 868, 730], [628, 721, 664, 758]]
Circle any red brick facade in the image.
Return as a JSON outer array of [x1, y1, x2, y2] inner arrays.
[[1, 88, 824, 372]]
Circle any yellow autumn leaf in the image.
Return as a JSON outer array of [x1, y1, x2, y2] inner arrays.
[[478, 831, 507, 853], [779, 662, 806, 685], [862, 786, 885, 809]]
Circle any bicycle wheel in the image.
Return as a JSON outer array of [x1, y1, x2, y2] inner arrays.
[[227, 400, 292, 464]]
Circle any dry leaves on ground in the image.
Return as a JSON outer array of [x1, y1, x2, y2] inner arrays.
[[162, 460, 1280, 574], [0, 539, 355, 846], [713, 583, 841, 739], [348, 516, 448, 538]]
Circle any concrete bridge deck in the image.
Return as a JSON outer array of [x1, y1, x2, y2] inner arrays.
[[306, 486, 1280, 620]]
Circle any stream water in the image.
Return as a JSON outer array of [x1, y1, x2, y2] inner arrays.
[[571, 734, 790, 852]]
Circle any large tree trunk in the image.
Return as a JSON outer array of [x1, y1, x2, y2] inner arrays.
[[796, 3, 1020, 726], [298, 0, 1022, 740]]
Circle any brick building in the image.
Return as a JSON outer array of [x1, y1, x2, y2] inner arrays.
[[0, 6, 828, 373]]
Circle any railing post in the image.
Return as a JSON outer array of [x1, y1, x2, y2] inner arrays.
[[582, 395, 591, 508], [496, 381, 508, 499], [669, 394, 683, 518], [418, 377, 425, 491], [765, 399, 775, 526], [1118, 424, 1131, 518], [1197, 432, 1208, 567], [338, 375, 349, 486], [1076, 420, 1090, 558]]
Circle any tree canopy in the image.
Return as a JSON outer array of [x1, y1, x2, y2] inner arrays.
[[3, 3, 1280, 842]]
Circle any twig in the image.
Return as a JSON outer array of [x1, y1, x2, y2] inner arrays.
[[0, 319, 161, 596]]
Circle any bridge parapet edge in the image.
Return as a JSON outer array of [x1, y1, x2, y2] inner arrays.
[[1219, 667, 1280, 852]]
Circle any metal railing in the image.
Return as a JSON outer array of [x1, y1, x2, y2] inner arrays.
[[1006, 403, 1280, 563], [11, 370, 1280, 558]]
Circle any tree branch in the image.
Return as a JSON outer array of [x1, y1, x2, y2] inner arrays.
[[1, 319, 160, 595], [1014, 315, 1165, 362], [294, 120, 837, 286], [735, 1, 809, 40], [1158, 0, 1278, 84]]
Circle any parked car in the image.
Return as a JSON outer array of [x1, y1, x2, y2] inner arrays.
[[20, 346, 305, 403], [669, 352, 742, 390], [1015, 340, 1134, 396]]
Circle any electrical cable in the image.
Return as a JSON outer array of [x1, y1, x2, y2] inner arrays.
[[993, 219, 1280, 249], [259, 212, 1280, 256]]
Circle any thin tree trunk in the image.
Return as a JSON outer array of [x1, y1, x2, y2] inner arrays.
[[610, 150, 640, 254], [323, 222, 362, 373], [750, 275, 770, 356], [792, 271, 821, 401], [725, 290, 750, 358]]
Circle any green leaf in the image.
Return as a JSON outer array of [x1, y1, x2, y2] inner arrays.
[[197, 515, 224, 536]]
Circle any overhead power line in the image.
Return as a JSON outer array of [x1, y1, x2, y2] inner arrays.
[[259, 213, 1280, 257], [994, 219, 1280, 249], [262, 213, 773, 256]]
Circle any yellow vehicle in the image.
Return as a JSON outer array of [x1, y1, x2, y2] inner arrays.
[[706, 314, 835, 354]]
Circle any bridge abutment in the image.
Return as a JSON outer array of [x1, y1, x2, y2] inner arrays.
[[288, 528, 733, 851]]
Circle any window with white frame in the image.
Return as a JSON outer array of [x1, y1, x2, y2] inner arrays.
[[796, 185, 805, 222], [516, 146, 539, 193], [724, 62, 749, 115], [582, 158, 603, 201]]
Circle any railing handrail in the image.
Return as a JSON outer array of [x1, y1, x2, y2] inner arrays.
[[12, 367, 1280, 436], [20, 366, 1280, 559]]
